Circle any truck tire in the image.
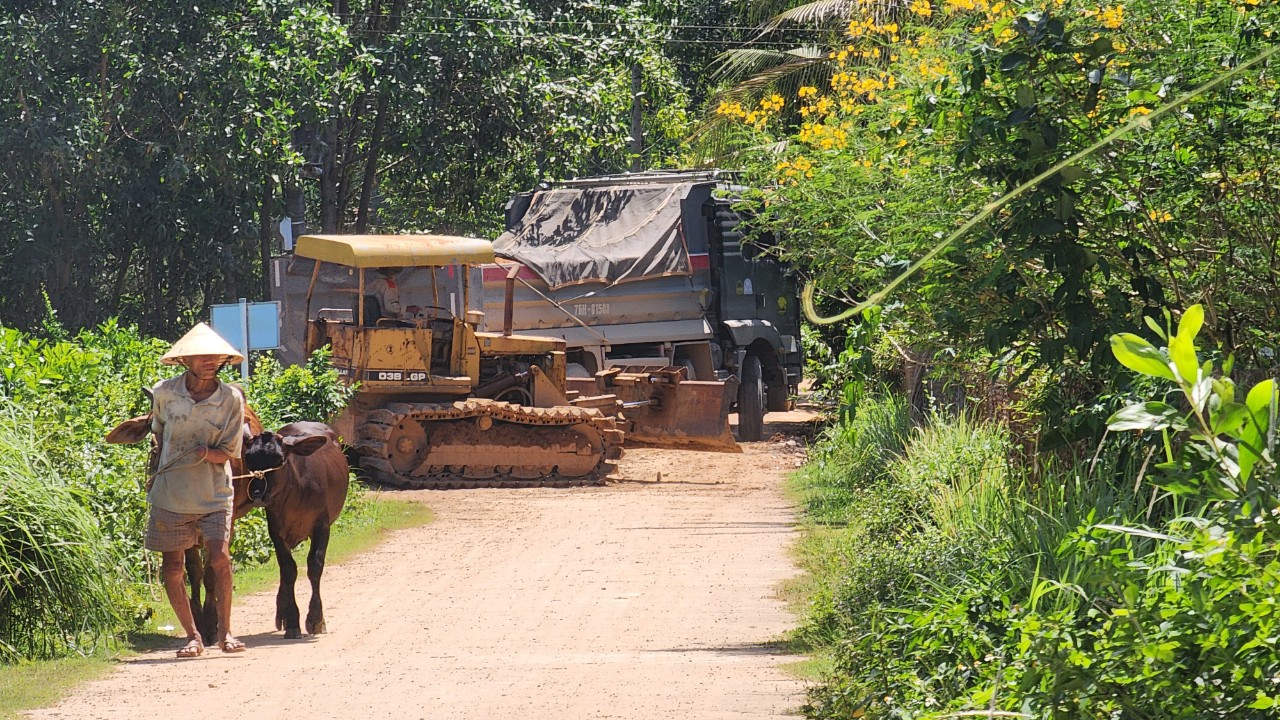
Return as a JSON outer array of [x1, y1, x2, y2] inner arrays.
[[737, 354, 765, 442]]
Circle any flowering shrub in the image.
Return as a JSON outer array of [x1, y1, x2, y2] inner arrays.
[[724, 0, 1280, 381], [798, 307, 1280, 718]]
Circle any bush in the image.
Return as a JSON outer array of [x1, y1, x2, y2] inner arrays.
[[0, 322, 362, 660], [243, 348, 356, 430], [0, 406, 127, 661], [801, 307, 1280, 719]]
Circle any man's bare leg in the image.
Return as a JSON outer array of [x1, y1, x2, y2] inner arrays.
[[207, 539, 244, 652], [161, 550, 202, 657]]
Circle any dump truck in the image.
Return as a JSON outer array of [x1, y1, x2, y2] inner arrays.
[[276, 233, 625, 488], [483, 170, 803, 441]]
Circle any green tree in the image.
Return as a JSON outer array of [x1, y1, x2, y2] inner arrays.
[[0, 0, 696, 334]]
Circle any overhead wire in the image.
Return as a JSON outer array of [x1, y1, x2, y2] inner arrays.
[[287, 10, 850, 46], [337, 28, 831, 48], [325, 12, 843, 34]]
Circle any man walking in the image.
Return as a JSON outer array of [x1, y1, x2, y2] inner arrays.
[[146, 323, 247, 657]]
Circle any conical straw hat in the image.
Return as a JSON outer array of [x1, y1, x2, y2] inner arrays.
[[160, 323, 245, 366]]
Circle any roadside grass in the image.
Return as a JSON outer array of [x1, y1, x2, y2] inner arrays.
[[0, 493, 431, 720], [777, 462, 868, 684], [773, 517, 844, 681]]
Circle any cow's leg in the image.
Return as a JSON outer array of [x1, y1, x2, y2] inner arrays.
[[198, 548, 220, 646], [304, 522, 332, 635], [268, 512, 302, 639], [185, 546, 219, 645], [183, 546, 205, 640]]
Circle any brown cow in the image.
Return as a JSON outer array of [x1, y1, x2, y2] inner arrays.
[[105, 398, 264, 645], [237, 422, 348, 639]]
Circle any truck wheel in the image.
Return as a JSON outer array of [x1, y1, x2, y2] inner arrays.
[[737, 354, 765, 442]]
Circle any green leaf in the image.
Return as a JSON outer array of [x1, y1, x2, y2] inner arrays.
[[999, 52, 1030, 73], [1246, 379, 1276, 415], [1059, 164, 1086, 183], [1108, 401, 1181, 431], [1094, 523, 1181, 542], [1168, 333, 1199, 383], [1211, 402, 1249, 436], [1177, 304, 1204, 343], [1028, 217, 1064, 236], [1142, 315, 1166, 339], [1249, 696, 1276, 710], [1239, 424, 1264, 481], [1110, 333, 1174, 380]]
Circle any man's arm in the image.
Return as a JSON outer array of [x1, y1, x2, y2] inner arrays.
[[201, 387, 245, 464]]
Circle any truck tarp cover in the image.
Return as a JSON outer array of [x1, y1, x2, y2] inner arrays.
[[493, 183, 691, 290]]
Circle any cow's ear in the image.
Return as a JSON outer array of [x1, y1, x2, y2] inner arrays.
[[282, 434, 329, 457], [106, 415, 153, 444]]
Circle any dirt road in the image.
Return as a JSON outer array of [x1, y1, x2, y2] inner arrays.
[[29, 416, 813, 720]]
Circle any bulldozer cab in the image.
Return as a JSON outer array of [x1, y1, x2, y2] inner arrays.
[[295, 234, 562, 398]]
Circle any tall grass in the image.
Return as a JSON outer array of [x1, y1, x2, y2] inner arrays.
[[0, 405, 125, 661], [795, 390, 910, 524], [793, 399, 1182, 718], [996, 447, 1155, 615]]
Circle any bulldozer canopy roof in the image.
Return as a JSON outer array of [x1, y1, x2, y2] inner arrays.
[[295, 234, 495, 268]]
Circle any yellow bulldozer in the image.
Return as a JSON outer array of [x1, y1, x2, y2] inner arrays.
[[289, 234, 735, 489]]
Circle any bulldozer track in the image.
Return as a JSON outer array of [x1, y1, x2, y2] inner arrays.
[[353, 399, 624, 489]]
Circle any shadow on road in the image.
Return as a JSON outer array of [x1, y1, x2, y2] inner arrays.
[[645, 641, 793, 657]]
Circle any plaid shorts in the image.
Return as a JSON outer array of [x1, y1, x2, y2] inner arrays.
[[145, 506, 232, 552]]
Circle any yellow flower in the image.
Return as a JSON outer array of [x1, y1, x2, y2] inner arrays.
[[1099, 5, 1123, 29], [1130, 106, 1152, 116], [1147, 209, 1172, 222], [715, 101, 747, 118], [798, 86, 818, 98], [909, 0, 933, 17], [945, 0, 991, 11]]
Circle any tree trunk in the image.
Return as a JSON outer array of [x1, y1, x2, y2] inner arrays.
[[355, 0, 404, 232], [320, 115, 341, 232], [259, 177, 275, 299], [356, 89, 390, 232]]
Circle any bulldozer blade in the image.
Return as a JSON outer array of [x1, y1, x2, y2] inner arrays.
[[567, 372, 741, 453]]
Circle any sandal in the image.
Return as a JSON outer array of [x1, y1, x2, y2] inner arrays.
[[176, 637, 204, 659], [220, 636, 246, 653]]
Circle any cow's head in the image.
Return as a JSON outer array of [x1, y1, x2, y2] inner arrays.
[[241, 430, 330, 506]]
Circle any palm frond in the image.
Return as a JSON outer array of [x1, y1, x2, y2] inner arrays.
[[722, 51, 833, 95], [685, 115, 792, 168], [710, 46, 826, 82], [762, 0, 859, 30]]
